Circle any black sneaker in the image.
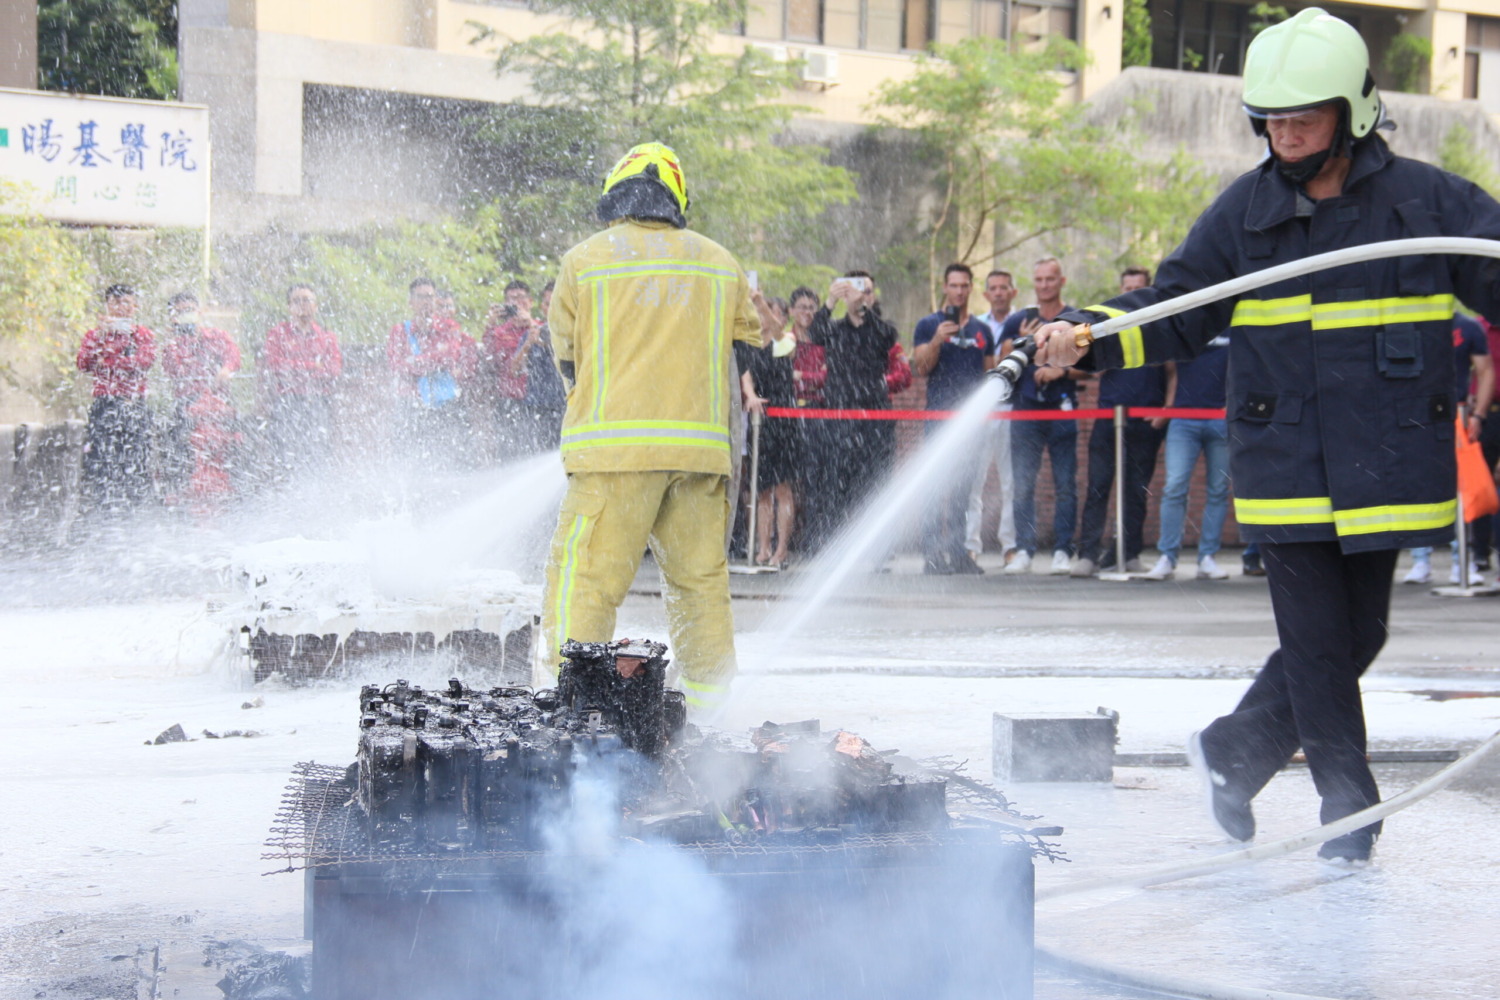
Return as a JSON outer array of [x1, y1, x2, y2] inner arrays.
[[1318, 831, 1376, 866], [952, 553, 985, 575], [922, 557, 953, 575], [1242, 553, 1266, 577], [1187, 731, 1255, 842]]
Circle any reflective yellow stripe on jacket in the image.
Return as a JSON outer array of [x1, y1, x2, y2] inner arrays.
[[1231, 294, 1456, 330], [1235, 496, 1456, 535], [1088, 305, 1146, 369], [560, 420, 732, 454]]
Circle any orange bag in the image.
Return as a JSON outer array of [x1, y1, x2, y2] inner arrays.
[[1457, 418, 1500, 521]]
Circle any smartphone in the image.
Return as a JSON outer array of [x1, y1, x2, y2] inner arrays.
[[747, 270, 759, 291], [943, 305, 960, 323]]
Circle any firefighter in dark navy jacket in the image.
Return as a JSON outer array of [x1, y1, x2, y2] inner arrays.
[[1034, 8, 1500, 863]]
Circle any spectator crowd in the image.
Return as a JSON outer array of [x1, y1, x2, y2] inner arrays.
[[71, 256, 1500, 584]]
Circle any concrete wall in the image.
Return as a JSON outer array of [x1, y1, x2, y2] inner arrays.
[[1082, 66, 1500, 184]]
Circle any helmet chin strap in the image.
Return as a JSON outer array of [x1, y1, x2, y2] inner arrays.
[[1271, 107, 1353, 187], [1274, 145, 1333, 185]]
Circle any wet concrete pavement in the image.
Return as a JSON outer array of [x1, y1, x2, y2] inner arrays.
[[2, 545, 1496, 1000]]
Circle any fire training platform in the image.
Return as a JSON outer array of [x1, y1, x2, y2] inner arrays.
[[265, 639, 1060, 1000]]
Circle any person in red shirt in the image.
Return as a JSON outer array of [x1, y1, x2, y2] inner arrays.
[[482, 280, 541, 461], [76, 284, 157, 514], [261, 283, 343, 481], [386, 277, 478, 467], [160, 292, 242, 511]]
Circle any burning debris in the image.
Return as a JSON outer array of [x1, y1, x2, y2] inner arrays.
[[267, 639, 1057, 1000], [348, 638, 953, 852]]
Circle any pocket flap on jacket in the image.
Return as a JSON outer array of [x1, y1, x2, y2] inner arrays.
[[1236, 391, 1302, 423]]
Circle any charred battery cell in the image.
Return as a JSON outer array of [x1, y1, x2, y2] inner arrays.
[[555, 638, 684, 757]]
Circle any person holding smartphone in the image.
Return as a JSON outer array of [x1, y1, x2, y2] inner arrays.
[[806, 270, 898, 546], [912, 263, 993, 574]]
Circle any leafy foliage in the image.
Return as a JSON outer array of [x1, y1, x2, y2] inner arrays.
[[1248, 2, 1290, 36], [38, 0, 179, 100], [467, 0, 856, 286], [1383, 34, 1432, 94], [1122, 0, 1152, 69], [868, 37, 1216, 306], [0, 183, 94, 409], [1438, 123, 1500, 199], [247, 216, 515, 348]]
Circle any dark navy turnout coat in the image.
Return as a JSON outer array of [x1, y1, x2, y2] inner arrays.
[[1066, 134, 1500, 552]]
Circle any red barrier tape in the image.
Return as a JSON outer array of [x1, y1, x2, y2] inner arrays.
[[763, 406, 1227, 421]]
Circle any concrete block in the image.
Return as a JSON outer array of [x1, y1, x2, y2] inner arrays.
[[993, 707, 1118, 782]]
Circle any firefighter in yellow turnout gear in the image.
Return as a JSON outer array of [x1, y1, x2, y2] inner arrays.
[[543, 142, 762, 717]]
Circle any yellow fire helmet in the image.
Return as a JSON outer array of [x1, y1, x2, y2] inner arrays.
[[601, 142, 689, 216]]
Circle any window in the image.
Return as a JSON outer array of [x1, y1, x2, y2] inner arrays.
[[1466, 16, 1500, 110], [732, 0, 1073, 50], [1012, 2, 1075, 45], [746, 0, 784, 39], [788, 0, 822, 41], [1147, 0, 1248, 74], [867, 0, 902, 50], [974, 0, 1007, 39], [824, 0, 862, 46], [903, 0, 933, 50]]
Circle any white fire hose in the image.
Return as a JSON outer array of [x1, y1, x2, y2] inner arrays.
[[991, 236, 1500, 999], [991, 236, 1500, 387]]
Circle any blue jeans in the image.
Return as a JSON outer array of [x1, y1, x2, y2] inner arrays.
[[1158, 417, 1229, 562], [1011, 412, 1077, 556]]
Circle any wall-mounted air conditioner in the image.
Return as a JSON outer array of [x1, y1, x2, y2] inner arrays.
[[800, 49, 839, 88]]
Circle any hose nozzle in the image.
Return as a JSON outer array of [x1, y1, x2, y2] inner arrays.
[[989, 335, 1036, 386], [987, 325, 1094, 386]]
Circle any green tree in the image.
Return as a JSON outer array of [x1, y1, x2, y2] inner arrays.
[[468, 0, 856, 291], [249, 215, 515, 349], [0, 182, 93, 410], [1383, 33, 1432, 94], [38, 0, 178, 100], [1439, 123, 1500, 198], [1248, 2, 1290, 36], [1122, 0, 1152, 69], [869, 37, 1216, 306]]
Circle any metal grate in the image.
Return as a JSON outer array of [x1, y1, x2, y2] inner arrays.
[[264, 761, 1062, 875]]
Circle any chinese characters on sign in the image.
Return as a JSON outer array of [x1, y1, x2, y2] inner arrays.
[[1, 88, 209, 228]]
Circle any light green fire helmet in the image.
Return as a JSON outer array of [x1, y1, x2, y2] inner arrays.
[[1242, 7, 1382, 139]]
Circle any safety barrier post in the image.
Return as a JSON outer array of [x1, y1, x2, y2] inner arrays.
[[731, 409, 775, 575], [1099, 405, 1142, 582]]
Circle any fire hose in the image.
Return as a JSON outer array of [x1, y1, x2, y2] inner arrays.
[[1034, 728, 1500, 1000], [980, 236, 1500, 999], [989, 235, 1500, 390]]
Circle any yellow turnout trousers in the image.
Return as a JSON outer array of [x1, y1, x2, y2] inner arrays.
[[542, 470, 736, 711]]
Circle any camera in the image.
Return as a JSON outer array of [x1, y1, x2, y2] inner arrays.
[[500, 303, 519, 321]]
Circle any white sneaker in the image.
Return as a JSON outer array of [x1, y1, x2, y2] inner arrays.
[[1003, 550, 1032, 575], [1144, 555, 1176, 580], [1069, 557, 1097, 578], [1450, 562, 1482, 585], [1050, 550, 1072, 575], [1197, 555, 1229, 580], [1403, 559, 1431, 585]]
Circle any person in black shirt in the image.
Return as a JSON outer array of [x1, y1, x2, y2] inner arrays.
[[807, 271, 898, 546]]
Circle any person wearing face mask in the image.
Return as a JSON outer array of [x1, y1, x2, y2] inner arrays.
[[76, 284, 157, 516], [1032, 8, 1500, 864], [261, 283, 343, 483], [161, 292, 241, 510]]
